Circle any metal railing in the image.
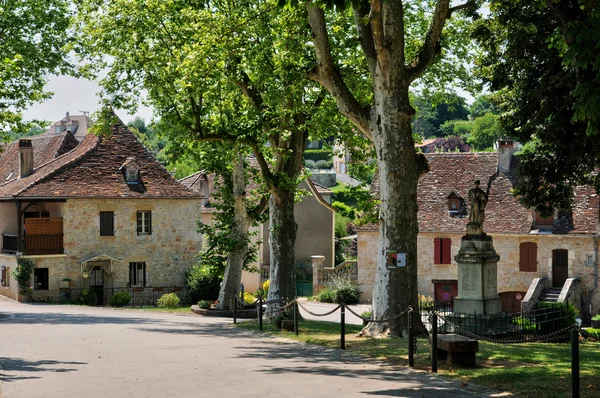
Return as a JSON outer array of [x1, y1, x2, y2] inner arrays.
[[61, 286, 187, 306]]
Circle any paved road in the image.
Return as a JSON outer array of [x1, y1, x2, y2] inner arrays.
[[0, 297, 498, 398]]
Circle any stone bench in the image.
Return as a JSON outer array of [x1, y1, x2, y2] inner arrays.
[[431, 334, 479, 366]]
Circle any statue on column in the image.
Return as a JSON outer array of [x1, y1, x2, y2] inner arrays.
[[467, 179, 488, 235]]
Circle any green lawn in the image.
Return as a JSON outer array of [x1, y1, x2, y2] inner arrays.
[[236, 320, 600, 398]]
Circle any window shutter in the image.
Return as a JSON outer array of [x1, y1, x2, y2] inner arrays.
[[137, 212, 142, 234], [143, 263, 147, 287], [434, 238, 441, 264], [442, 238, 452, 264], [129, 263, 134, 286], [519, 243, 528, 271], [148, 211, 152, 235], [528, 242, 537, 272], [100, 212, 114, 236], [1, 266, 5, 286]]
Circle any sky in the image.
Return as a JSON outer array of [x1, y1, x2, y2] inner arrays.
[[22, 75, 154, 127]]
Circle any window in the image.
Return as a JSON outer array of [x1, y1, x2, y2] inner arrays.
[[534, 210, 554, 226], [126, 167, 138, 183], [137, 211, 152, 235], [519, 242, 538, 272], [1, 266, 9, 287], [99, 211, 114, 236], [129, 262, 146, 287], [434, 238, 452, 264], [34, 268, 49, 290]]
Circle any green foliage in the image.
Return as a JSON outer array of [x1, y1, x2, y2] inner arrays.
[[316, 288, 336, 303], [440, 119, 473, 138], [512, 315, 536, 332], [332, 201, 355, 219], [326, 274, 360, 305], [412, 92, 470, 138], [304, 159, 316, 168], [0, 0, 75, 139], [198, 300, 211, 309], [157, 293, 180, 308], [314, 159, 333, 169], [184, 265, 222, 304], [360, 310, 372, 319], [79, 289, 98, 306], [253, 288, 267, 300], [304, 149, 332, 162], [474, 1, 600, 214], [592, 314, 600, 321], [13, 258, 35, 301], [466, 113, 504, 151], [109, 292, 131, 307]]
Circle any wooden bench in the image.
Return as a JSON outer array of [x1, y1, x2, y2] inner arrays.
[[431, 334, 479, 366]]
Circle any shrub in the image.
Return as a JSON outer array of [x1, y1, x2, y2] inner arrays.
[[262, 279, 270, 292], [360, 310, 372, 319], [184, 265, 222, 303], [109, 292, 131, 307], [592, 314, 600, 321], [304, 159, 316, 168], [315, 159, 333, 169], [316, 288, 336, 303], [243, 292, 256, 305], [326, 274, 360, 305], [13, 258, 34, 301], [157, 292, 180, 308], [304, 149, 332, 162], [254, 287, 267, 299], [332, 201, 355, 219], [197, 300, 211, 309], [79, 289, 98, 306]]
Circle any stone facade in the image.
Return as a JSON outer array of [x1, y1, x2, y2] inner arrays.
[[357, 229, 600, 314], [1, 198, 201, 301]]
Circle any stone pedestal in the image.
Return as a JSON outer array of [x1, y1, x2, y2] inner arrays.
[[453, 233, 502, 314]]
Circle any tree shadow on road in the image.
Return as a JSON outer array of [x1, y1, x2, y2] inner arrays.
[[0, 357, 86, 382]]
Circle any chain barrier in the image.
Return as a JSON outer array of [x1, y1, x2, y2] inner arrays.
[[344, 304, 412, 323], [429, 310, 576, 345], [296, 301, 342, 317]]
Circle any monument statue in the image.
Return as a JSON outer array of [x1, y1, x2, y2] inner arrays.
[[468, 179, 488, 225]]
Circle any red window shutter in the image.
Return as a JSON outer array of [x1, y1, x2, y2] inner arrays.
[[442, 238, 452, 264], [434, 238, 441, 264], [528, 242, 537, 272], [519, 243, 528, 271]]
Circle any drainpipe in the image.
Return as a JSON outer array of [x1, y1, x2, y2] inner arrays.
[[590, 236, 599, 319]]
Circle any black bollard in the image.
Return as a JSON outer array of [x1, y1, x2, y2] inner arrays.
[[233, 296, 237, 324], [572, 328, 580, 398], [341, 304, 346, 350], [431, 313, 438, 373], [293, 299, 298, 336], [259, 296, 263, 331], [408, 310, 414, 367]]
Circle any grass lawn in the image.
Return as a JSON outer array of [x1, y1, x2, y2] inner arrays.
[[123, 305, 193, 314], [236, 319, 600, 398]]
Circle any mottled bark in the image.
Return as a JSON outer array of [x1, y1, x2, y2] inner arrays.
[[218, 151, 251, 309], [267, 188, 298, 306]]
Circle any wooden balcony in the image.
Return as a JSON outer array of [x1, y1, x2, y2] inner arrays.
[[1, 218, 64, 255]]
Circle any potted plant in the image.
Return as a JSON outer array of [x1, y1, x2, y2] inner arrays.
[[591, 314, 600, 329]]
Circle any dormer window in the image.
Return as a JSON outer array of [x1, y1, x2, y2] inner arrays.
[[119, 157, 140, 185], [534, 210, 554, 226], [447, 191, 466, 217]]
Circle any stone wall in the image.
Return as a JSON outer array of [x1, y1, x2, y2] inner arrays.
[[8, 198, 202, 301], [357, 229, 600, 314], [0, 254, 18, 300]]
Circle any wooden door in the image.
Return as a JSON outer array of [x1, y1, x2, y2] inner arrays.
[[89, 266, 104, 305], [552, 249, 568, 288]]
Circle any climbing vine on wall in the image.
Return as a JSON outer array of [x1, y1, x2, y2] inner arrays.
[[12, 258, 34, 301]]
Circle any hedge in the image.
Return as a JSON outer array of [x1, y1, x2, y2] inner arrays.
[[304, 149, 332, 162]]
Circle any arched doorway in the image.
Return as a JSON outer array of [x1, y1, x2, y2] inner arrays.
[[552, 249, 568, 288]]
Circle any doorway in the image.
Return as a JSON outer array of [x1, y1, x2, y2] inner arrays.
[[89, 266, 104, 305], [552, 249, 568, 288]]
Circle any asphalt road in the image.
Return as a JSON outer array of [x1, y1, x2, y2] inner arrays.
[[0, 297, 498, 398]]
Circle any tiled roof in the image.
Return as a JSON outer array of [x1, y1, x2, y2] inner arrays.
[[0, 132, 79, 182], [312, 182, 333, 195], [367, 152, 599, 235], [0, 119, 200, 199]]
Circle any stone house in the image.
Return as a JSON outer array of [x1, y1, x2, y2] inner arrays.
[[180, 170, 335, 293], [0, 116, 202, 302], [357, 141, 599, 320]]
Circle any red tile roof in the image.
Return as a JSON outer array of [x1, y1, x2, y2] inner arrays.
[[367, 152, 599, 235], [0, 120, 200, 200], [0, 132, 79, 182]]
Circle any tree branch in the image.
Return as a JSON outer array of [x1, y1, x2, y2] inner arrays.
[[407, 0, 451, 83], [352, 0, 377, 77], [250, 143, 277, 192], [307, 2, 371, 140]]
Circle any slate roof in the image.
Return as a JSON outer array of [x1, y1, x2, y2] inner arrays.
[[0, 119, 200, 200], [366, 152, 599, 235], [0, 132, 80, 182]]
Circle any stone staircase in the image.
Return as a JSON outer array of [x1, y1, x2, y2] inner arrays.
[[538, 287, 562, 303]]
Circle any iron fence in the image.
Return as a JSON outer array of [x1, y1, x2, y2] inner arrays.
[[60, 286, 189, 307], [419, 299, 573, 342]]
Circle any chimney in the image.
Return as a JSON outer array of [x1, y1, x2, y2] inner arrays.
[[66, 111, 70, 120], [497, 139, 514, 174], [19, 139, 34, 178]]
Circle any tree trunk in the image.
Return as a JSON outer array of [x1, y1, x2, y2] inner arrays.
[[360, 81, 422, 338], [267, 188, 297, 309], [217, 151, 251, 309]]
